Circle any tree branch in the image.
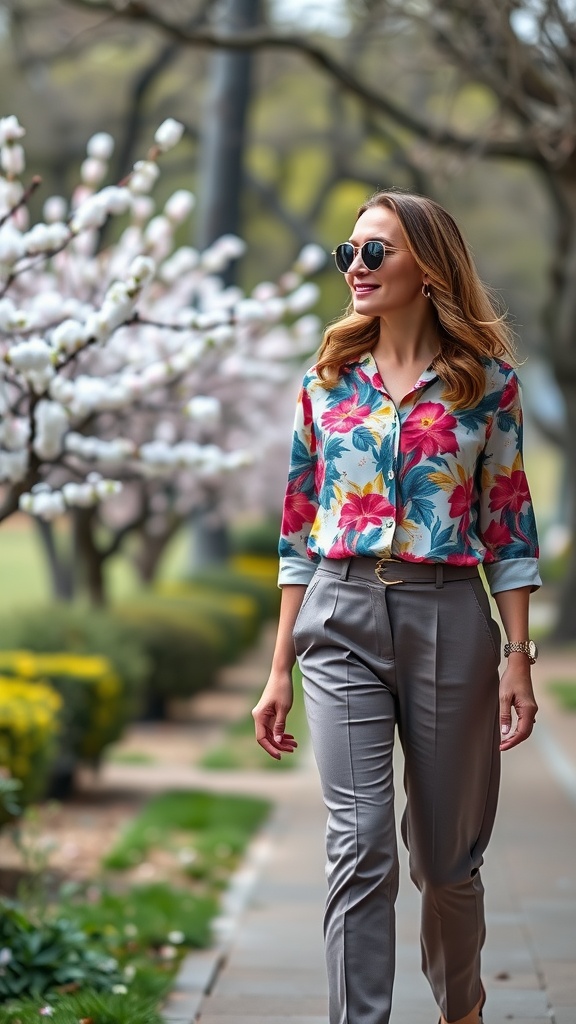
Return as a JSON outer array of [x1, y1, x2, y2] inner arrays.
[[63, 0, 543, 163]]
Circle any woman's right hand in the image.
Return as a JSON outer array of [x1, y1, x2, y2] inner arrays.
[[252, 671, 298, 760]]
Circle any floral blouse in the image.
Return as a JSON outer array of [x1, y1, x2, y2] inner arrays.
[[278, 353, 540, 594]]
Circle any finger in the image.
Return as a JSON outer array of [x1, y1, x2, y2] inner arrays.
[[499, 691, 513, 738], [500, 710, 536, 751]]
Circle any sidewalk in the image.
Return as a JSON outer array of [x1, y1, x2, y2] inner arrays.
[[164, 646, 576, 1024]]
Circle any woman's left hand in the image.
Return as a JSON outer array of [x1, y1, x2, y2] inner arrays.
[[498, 657, 538, 751]]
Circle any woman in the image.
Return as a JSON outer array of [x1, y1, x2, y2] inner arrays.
[[252, 190, 540, 1024]]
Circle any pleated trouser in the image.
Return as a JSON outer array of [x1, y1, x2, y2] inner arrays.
[[293, 557, 502, 1024]]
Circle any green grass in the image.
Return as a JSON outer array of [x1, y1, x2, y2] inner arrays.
[[102, 789, 271, 874], [200, 667, 308, 771], [548, 679, 576, 711], [0, 990, 166, 1024], [105, 749, 158, 765]]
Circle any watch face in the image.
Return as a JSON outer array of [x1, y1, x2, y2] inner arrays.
[[529, 640, 538, 661]]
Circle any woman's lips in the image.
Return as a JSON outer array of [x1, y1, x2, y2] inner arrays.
[[353, 284, 379, 295]]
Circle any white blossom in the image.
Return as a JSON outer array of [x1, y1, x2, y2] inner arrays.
[[0, 416, 30, 450], [186, 395, 221, 427], [0, 449, 28, 483], [159, 246, 199, 284], [164, 189, 195, 223], [51, 319, 87, 354], [19, 489, 65, 520], [7, 337, 53, 373], [81, 157, 107, 186], [0, 224, 25, 265], [0, 116, 25, 145], [43, 196, 68, 223], [23, 222, 70, 255], [129, 160, 160, 194], [1, 144, 25, 177], [87, 132, 114, 160], [33, 400, 69, 460], [294, 243, 327, 274], [61, 481, 99, 507], [285, 281, 320, 314], [154, 118, 184, 152]]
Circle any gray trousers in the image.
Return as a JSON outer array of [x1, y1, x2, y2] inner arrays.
[[293, 557, 502, 1024]]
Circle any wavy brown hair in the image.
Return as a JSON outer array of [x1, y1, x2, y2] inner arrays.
[[316, 190, 517, 408]]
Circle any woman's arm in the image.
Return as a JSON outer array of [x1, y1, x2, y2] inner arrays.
[[493, 585, 538, 751], [252, 584, 307, 760]]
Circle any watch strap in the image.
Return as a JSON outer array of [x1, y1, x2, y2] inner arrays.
[[504, 640, 536, 664]]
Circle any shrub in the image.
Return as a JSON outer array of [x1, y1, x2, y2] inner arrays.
[[0, 606, 149, 718], [150, 584, 260, 661], [113, 604, 223, 717], [0, 679, 61, 825], [0, 900, 126, 1000], [0, 652, 125, 762], [185, 563, 280, 619], [231, 516, 281, 557]]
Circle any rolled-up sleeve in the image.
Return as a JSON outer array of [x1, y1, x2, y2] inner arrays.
[[478, 369, 541, 594], [278, 384, 320, 587]]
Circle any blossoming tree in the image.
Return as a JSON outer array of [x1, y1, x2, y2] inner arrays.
[[0, 115, 324, 601]]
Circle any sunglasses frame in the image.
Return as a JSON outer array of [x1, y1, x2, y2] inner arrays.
[[332, 239, 410, 274]]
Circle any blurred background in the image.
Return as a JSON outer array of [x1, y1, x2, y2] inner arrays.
[[0, 3, 575, 1019]]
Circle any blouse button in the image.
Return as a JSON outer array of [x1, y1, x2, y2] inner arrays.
[[385, 518, 395, 529], [387, 469, 394, 480]]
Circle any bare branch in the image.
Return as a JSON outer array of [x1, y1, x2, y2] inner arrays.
[[62, 0, 542, 162]]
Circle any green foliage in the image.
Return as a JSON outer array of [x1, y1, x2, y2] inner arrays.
[[151, 584, 260, 660], [186, 563, 280, 620], [548, 679, 576, 711], [113, 603, 222, 713], [0, 991, 165, 1024], [231, 517, 281, 557], [0, 773, 22, 818], [61, 880, 217, 950], [102, 789, 270, 873], [0, 605, 149, 719], [0, 680, 62, 824], [0, 900, 125, 1000], [0, 652, 125, 763]]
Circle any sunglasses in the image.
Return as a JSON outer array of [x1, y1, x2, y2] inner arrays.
[[332, 240, 408, 274]]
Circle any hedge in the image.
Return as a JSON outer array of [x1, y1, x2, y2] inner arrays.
[[0, 677, 61, 824]]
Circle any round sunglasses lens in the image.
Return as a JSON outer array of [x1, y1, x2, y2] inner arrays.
[[334, 243, 354, 272], [362, 241, 385, 270]]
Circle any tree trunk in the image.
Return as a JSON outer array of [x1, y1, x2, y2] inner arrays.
[[192, 0, 262, 567], [542, 165, 576, 639], [194, 0, 262, 264], [34, 520, 75, 601], [73, 508, 106, 606]]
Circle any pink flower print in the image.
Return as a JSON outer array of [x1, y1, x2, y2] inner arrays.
[[488, 471, 530, 514], [448, 476, 474, 520], [281, 485, 317, 536], [482, 519, 513, 560], [400, 403, 458, 462], [499, 374, 518, 411], [338, 492, 395, 533], [321, 394, 373, 434]]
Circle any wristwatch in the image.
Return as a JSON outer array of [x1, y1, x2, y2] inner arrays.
[[503, 640, 538, 664]]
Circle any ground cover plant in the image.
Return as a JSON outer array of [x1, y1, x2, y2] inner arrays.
[[0, 788, 270, 1019]]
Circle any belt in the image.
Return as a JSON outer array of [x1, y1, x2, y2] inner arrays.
[[318, 556, 479, 588]]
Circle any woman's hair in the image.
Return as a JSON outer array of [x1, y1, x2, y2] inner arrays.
[[316, 190, 517, 408]]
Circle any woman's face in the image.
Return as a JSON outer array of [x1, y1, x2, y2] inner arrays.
[[345, 206, 425, 317]]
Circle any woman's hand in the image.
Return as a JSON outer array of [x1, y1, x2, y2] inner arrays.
[[252, 670, 298, 760], [498, 656, 538, 751]]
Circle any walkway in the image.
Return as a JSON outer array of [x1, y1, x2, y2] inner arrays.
[[162, 645, 576, 1024]]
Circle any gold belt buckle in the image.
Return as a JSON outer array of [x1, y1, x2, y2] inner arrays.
[[375, 558, 403, 585]]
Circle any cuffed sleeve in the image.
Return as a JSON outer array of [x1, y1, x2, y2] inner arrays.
[[484, 556, 541, 595], [478, 369, 540, 586], [277, 381, 320, 587]]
